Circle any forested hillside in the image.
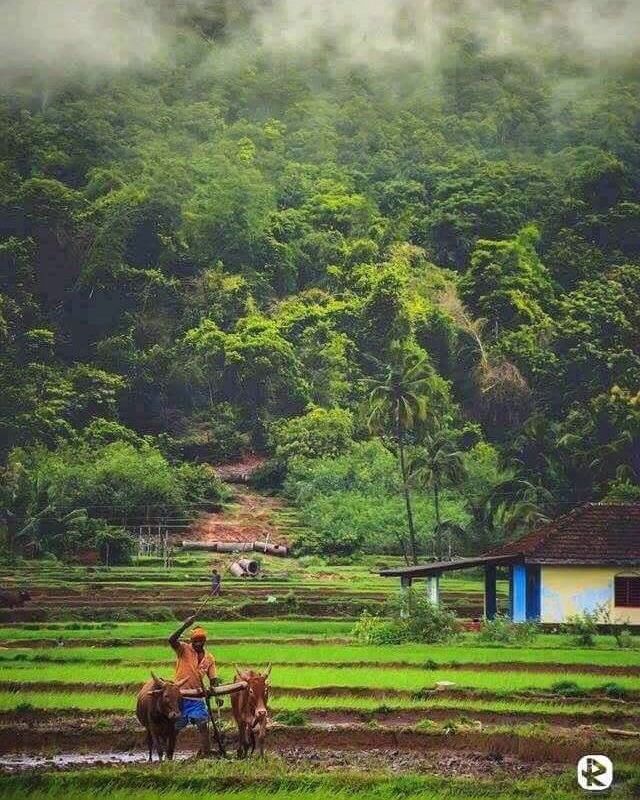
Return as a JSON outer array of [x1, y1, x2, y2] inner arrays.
[[1, 1, 640, 563]]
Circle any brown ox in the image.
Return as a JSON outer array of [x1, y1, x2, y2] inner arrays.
[[136, 672, 187, 762], [230, 664, 271, 758]]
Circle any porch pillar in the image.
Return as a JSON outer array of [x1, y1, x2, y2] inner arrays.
[[400, 575, 412, 618], [511, 564, 527, 623], [484, 565, 497, 620], [426, 574, 440, 606]]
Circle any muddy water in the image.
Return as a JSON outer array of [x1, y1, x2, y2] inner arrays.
[[0, 746, 564, 778], [0, 750, 189, 772]]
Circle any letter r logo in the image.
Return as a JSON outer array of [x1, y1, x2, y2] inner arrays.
[[577, 755, 613, 791]]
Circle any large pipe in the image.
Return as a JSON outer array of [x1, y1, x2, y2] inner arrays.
[[229, 562, 246, 577], [253, 541, 288, 556], [237, 558, 260, 576], [181, 540, 288, 556], [181, 541, 253, 553]]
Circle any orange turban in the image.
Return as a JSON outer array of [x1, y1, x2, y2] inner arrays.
[[190, 626, 207, 642]]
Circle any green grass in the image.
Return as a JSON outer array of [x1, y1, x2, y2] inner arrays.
[[1, 690, 635, 720], [2, 662, 638, 694], [0, 763, 610, 800], [0, 619, 354, 643], [3, 641, 637, 669]]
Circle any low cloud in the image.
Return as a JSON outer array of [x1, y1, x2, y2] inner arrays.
[[1, 1, 639, 93]]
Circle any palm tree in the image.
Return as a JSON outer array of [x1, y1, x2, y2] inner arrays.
[[412, 428, 466, 559], [368, 345, 431, 565]]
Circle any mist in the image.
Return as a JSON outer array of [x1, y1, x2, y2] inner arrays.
[[1, 0, 639, 93]]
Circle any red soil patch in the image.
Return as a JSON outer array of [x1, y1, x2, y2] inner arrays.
[[213, 455, 266, 483], [185, 490, 290, 547]]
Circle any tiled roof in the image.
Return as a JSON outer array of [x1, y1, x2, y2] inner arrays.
[[487, 503, 640, 565]]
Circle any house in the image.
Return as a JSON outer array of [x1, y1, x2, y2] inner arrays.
[[379, 503, 640, 625]]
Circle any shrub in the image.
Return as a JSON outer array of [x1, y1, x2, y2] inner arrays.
[[270, 407, 354, 462], [174, 462, 229, 506], [564, 607, 603, 647], [602, 682, 627, 699], [478, 614, 539, 645], [550, 680, 585, 697], [352, 591, 458, 644], [614, 627, 634, 649]]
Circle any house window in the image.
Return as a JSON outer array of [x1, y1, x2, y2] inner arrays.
[[614, 576, 640, 608]]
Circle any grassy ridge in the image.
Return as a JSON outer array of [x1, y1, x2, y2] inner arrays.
[[0, 764, 609, 800], [0, 620, 354, 642], [1, 690, 638, 719], [2, 662, 639, 693], [3, 642, 639, 668]]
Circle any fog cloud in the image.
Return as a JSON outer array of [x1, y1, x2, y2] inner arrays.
[[1, 0, 639, 92]]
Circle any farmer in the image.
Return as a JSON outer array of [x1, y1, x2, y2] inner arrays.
[[211, 568, 221, 597], [168, 614, 217, 756]]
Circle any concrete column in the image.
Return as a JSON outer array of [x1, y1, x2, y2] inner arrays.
[[484, 565, 497, 620], [400, 575, 412, 618], [426, 575, 440, 605]]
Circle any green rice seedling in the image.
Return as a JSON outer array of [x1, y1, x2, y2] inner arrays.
[[273, 709, 307, 726], [3, 662, 638, 695]]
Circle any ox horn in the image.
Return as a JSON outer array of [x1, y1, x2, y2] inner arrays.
[[150, 670, 165, 686], [263, 663, 272, 678], [234, 663, 249, 679]]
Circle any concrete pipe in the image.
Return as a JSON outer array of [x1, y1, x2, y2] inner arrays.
[[229, 562, 246, 577], [237, 558, 260, 576], [181, 541, 215, 551], [215, 542, 252, 553], [264, 544, 288, 557]]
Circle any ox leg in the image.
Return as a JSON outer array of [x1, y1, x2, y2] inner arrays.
[[249, 727, 256, 756], [257, 723, 266, 759], [152, 733, 164, 762], [146, 731, 154, 763], [236, 728, 244, 759], [166, 730, 176, 761]]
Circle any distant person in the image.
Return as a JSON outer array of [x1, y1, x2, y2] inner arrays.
[[169, 615, 217, 756], [211, 568, 221, 597]]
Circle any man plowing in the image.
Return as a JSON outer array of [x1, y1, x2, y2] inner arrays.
[[168, 614, 218, 756]]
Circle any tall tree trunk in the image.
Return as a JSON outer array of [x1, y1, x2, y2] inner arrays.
[[398, 436, 418, 565], [433, 483, 442, 560]]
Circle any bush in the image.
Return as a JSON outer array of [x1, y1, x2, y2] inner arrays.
[[551, 680, 585, 697], [564, 607, 602, 647], [478, 614, 539, 645], [250, 458, 287, 491], [602, 682, 627, 699], [270, 407, 354, 462], [352, 591, 458, 644], [285, 441, 470, 556], [613, 627, 634, 649], [174, 462, 229, 506]]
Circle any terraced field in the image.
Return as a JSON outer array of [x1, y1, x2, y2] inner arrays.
[[1, 558, 639, 797], [0, 551, 508, 622]]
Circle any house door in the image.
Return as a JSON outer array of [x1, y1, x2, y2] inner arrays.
[[526, 565, 541, 621]]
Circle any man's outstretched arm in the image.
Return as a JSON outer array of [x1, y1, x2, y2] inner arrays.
[[168, 614, 196, 652]]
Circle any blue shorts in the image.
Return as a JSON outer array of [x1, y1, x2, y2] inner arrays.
[[176, 697, 209, 730]]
